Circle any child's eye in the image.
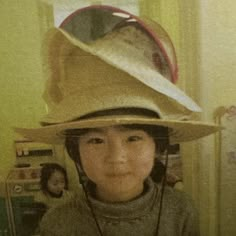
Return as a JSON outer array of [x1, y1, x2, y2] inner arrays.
[[87, 138, 104, 144], [127, 136, 143, 142]]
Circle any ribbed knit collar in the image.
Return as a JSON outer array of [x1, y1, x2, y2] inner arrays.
[[87, 178, 160, 220]]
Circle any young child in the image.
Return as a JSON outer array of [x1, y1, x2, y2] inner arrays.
[[16, 5, 220, 236], [35, 163, 74, 209]]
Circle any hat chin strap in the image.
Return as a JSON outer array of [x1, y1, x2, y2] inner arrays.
[[155, 147, 169, 236], [74, 162, 104, 236]]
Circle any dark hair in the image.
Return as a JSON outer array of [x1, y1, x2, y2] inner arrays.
[[150, 159, 166, 183], [40, 163, 69, 194]]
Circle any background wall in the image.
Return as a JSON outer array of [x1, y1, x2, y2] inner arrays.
[[0, 0, 53, 178], [141, 1, 236, 235], [198, 1, 236, 235]]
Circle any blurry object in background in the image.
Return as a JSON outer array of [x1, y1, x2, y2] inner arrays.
[[151, 144, 183, 189], [34, 163, 74, 209], [7, 140, 66, 235], [6, 167, 42, 236], [0, 175, 11, 236], [14, 139, 56, 168], [215, 105, 236, 236], [60, 5, 130, 43], [150, 159, 166, 183], [20, 202, 47, 236], [6, 140, 56, 235], [49, 0, 139, 27], [164, 144, 183, 189]]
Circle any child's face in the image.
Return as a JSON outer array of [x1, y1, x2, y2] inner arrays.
[[47, 170, 66, 195], [78, 125, 156, 202]]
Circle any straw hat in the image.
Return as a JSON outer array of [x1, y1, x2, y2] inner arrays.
[[15, 15, 220, 144]]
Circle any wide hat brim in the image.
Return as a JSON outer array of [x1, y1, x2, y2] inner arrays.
[[15, 115, 221, 144]]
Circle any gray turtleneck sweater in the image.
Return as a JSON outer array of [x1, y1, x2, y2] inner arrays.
[[40, 179, 199, 236]]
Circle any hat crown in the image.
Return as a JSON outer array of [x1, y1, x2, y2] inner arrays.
[[42, 14, 201, 124]]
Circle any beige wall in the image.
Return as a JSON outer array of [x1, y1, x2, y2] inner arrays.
[[0, 1, 53, 178], [198, 1, 236, 235]]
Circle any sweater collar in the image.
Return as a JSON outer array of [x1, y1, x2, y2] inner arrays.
[[87, 178, 160, 219]]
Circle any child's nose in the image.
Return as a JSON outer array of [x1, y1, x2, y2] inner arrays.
[[106, 139, 126, 163]]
